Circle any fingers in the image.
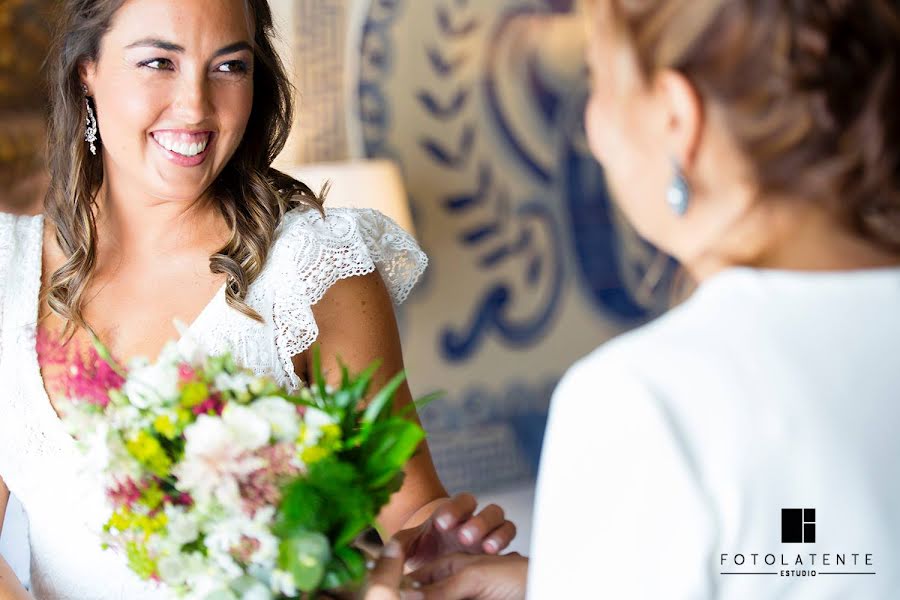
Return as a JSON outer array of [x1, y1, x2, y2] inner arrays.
[[482, 521, 517, 554], [409, 553, 485, 586], [365, 541, 405, 600], [433, 493, 478, 532], [456, 504, 507, 549]]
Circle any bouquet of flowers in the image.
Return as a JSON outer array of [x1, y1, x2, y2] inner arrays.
[[59, 337, 435, 599]]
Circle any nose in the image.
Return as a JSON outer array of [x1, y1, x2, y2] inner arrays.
[[172, 70, 212, 125]]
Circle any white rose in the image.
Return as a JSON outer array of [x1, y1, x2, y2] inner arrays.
[[269, 570, 297, 598], [222, 404, 271, 451], [124, 359, 180, 409], [298, 407, 337, 448], [249, 397, 300, 442], [215, 372, 256, 395], [174, 415, 266, 506], [165, 505, 200, 546]]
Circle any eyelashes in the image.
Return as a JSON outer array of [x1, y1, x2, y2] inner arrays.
[[138, 58, 175, 71], [216, 60, 249, 74], [137, 58, 251, 75]]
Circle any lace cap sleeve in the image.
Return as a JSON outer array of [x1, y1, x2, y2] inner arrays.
[[269, 206, 427, 387]]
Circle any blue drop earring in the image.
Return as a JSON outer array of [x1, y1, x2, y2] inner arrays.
[[666, 159, 690, 216]]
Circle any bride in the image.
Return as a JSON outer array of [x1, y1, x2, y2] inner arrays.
[[0, 0, 516, 597]]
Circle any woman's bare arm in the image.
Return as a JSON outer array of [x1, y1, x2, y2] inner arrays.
[[293, 271, 448, 537]]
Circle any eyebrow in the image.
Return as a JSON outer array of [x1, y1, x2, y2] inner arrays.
[[125, 38, 252, 58]]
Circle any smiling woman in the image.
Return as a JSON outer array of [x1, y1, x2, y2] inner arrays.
[[45, 0, 318, 333], [0, 0, 517, 599]]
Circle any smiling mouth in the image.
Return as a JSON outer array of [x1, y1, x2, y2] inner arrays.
[[150, 131, 213, 157]]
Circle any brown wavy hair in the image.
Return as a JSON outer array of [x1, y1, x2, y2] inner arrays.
[[44, 0, 323, 334], [601, 0, 900, 251]]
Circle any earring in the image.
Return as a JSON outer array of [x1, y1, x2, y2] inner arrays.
[[666, 159, 690, 216], [83, 84, 98, 156]]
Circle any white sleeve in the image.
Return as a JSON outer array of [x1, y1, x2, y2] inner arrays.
[[527, 350, 717, 599], [268, 206, 428, 389]]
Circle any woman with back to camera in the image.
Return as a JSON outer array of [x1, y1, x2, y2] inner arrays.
[[0, 0, 518, 598], [371, 0, 900, 598]]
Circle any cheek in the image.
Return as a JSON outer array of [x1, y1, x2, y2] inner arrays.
[[213, 84, 253, 143], [584, 89, 672, 243], [95, 72, 166, 150]]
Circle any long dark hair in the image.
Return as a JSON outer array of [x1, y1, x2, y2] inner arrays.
[[45, 0, 323, 333]]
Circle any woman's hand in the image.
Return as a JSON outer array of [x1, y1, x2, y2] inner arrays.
[[361, 540, 406, 600], [409, 553, 529, 600], [393, 493, 517, 570]]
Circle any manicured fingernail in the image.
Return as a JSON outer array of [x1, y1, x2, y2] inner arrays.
[[366, 560, 376, 569], [383, 540, 402, 558], [460, 528, 475, 544], [484, 539, 499, 553], [436, 515, 453, 530], [400, 591, 424, 600]]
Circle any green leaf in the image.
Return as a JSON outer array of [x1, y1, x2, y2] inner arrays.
[[311, 345, 327, 401], [321, 561, 352, 591], [361, 420, 425, 488], [304, 459, 377, 541], [362, 371, 407, 424], [335, 546, 367, 582], [89, 334, 128, 379], [321, 547, 368, 592], [278, 531, 331, 592], [333, 512, 372, 549], [349, 360, 382, 406], [340, 361, 350, 390], [399, 390, 444, 417], [274, 481, 327, 536]]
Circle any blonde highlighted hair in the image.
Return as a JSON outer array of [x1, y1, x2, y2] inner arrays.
[[592, 0, 900, 249]]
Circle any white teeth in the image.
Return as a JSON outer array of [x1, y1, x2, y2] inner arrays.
[[153, 133, 209, 157]]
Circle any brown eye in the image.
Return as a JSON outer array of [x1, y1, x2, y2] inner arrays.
[[216, 60, 248, 74], [139, 58, 174, 71]]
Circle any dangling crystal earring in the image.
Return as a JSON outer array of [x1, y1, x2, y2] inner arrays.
[[666, 159, 690, 216], [83, 84, 98, 156]]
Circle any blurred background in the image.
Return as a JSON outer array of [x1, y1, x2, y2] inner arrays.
[[0, 0, 673, 568]]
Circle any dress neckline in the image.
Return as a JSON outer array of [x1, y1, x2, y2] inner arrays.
[[28, 214, 225, 427]]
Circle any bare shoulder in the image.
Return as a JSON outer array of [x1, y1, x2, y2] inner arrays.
[[296, 270, 404, 381], [312, 270, 397, 332]]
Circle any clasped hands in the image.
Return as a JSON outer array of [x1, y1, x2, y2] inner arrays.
[[364, 493, 528, 600]]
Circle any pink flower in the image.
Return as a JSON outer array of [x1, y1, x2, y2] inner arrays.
[[178, 364, 198, 383], [231, 536, 262, 565], [36, 329, 124, 408], [107, 478, 143, 509], [239, 443, 302, 516], [191, 393, 224, 416]]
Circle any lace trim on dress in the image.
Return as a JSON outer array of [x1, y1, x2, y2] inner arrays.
[[269, 207, 428, 390]]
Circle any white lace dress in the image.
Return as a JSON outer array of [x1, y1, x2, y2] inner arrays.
[[0, 207, 427, 599]]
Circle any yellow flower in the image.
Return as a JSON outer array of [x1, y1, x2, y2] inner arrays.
[[300, 445, 330, 465], [180, 382, 209, 408], [141, 483, 166, 510], [125, 541, 158, 580], [153, 415, 177, 440], [126, 431, 172, 477]]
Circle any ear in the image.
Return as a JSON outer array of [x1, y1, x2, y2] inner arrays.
[[653, 69, 704, 171], [78, 60, 98, 95]]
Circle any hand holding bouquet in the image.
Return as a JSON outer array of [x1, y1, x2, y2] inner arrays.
[[61, 338, 436, 599]]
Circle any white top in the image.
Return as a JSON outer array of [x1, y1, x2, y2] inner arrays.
[[0, 207, 426, 599], [528, 267, 900, 599]]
